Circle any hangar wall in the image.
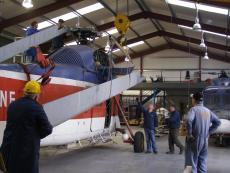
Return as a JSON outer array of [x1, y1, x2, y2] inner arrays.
[[119, 49, 230, 81]]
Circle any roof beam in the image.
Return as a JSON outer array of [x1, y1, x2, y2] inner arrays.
[[114, 44, 170, 63], [116, 42, 230, 64], [116, 30, 229, 52], [169, 43, 230, 63], [160, 31, 230, 51], [98, 11, 230, 35], [0, 0, 84, 30]]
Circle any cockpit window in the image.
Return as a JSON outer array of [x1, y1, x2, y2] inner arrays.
[[204, 94, 221, 110], [223, 94, 230, 109]]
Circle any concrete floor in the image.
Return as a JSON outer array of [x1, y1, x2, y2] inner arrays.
[[39, 134, 230, 173]]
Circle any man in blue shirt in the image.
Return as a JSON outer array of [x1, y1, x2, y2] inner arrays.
[[25, 21, 39, 62], [185, 92, 221, 173], [166, 105, 184, 154], [137, 99, 158, 154]]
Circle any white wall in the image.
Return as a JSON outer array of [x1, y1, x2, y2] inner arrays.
[[118, 49, 230, 81]]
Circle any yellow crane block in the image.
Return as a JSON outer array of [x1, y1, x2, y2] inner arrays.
[[114, 14, 130, 36]]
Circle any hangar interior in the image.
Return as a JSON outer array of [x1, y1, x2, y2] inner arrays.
[[0, 0, 230, 173]]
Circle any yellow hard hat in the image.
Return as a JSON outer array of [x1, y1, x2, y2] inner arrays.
[[23, 80, 41, 94]]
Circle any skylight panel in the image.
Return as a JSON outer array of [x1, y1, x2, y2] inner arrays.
[[77, 3, 104, 15], [38, 21, 53, 30], [167, 0, 228, 15], [113, 41, 145, 52], [52, 12, 77, 23], [35, 3, 104, 30]]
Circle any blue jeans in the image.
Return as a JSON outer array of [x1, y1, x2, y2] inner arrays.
[[185, 137, 208, 173], [144, 128, 157, 152]]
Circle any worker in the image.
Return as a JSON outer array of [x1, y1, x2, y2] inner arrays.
[[185, 92, 221, 173], [1, 80, 53, 173], [136, 98, 158, 154], [25, 21, 39, 62], [51, 19, 65, 51], [166, 105, 184, 154]]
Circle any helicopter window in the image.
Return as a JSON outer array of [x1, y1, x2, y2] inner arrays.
[[223, 94, 230, 109], [204, 94, 221, 110]]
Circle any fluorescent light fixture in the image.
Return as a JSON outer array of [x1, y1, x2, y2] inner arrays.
[[22, 0, 33, 8], [178, 25, 230, 38], [37, 3, 103, 30], [167, 0, 228, 15], [113, 41, 145, 52]]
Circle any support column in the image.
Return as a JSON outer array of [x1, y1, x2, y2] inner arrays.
[[140, 56, 143, 102], [198, 56, 202, 82]]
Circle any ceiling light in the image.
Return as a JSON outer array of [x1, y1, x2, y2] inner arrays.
[[203, 52, 209, 60], [37, 3, 103, 30], [125, 57, 130, 62], [104, 40, 111, 53], [193, 18, 201, 31], [193, 3, 201, 31], [199, 31, 206, 48], [22, 0, 33, 8], [200, 38, 206, 48], [203, 47, 209, 60], [167, 0, 228, 15]]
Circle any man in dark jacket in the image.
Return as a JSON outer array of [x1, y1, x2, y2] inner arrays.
[[166, 105, 184, 154], [1, 80, 53, 173], [51, 19, 66, 51], [137, 99, 158, 154]]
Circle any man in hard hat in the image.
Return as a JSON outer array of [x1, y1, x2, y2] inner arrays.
[[1, 80, 53, 173], [166, 104, 184, 155], [137, 98, 158, 154], [185, 92, 221, 173]]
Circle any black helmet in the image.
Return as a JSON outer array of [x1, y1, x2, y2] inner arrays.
[[192, 92, 203, 102]]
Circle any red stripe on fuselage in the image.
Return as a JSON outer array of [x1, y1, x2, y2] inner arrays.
[[0, 77, 105, 121]]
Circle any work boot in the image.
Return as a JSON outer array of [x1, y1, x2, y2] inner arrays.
[[153, 151, 158, 154], [166, 151, 174, 154], [179, 147, 184, 155], [145, 151, 152, 154]]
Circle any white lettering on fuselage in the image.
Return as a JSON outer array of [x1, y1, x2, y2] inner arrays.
[[0, 90, 16, 108]]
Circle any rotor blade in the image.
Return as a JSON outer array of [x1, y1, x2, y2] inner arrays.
[[0, 26, 68, 62], [44, 71, 143, 126]]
